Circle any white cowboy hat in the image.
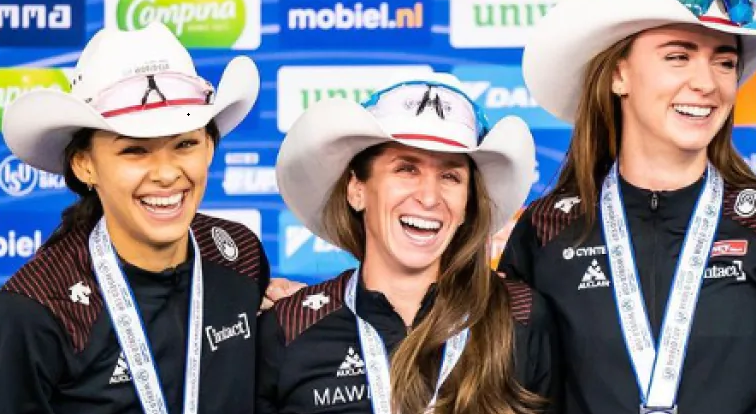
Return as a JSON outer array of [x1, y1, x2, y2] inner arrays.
[[1, 22, 260, 175], [523, 0, 756, 123], [276, 72, 537, 243]]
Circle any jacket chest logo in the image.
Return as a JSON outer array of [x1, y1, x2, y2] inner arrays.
[[735, 189, 756, 218], [205, 313, 250, 352]]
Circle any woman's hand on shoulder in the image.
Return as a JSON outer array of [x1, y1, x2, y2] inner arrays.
[[260, 278, 307, 313]]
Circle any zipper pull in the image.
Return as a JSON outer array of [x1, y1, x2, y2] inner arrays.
[[650, 192, 659, 211]]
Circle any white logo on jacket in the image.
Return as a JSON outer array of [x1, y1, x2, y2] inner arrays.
[[563, 245, 606, 260], [578, 260, 611, 290], [735, 189, 756, 217], [211, 226, 239, 261], [336, 347, 365, 377], [555, 196, 580, 213], [313, 384, 370, 407], [704, 260, 747, 282], [302, 293, 330, 310], [109, 352, 131, 385], [69, 281, 91, 305], [205, 313, 251, 352]]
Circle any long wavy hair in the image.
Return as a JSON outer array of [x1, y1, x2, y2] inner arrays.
[[41, 121, 220, 249], [321, 143, 544, 414], [551, 33, 756, 233]]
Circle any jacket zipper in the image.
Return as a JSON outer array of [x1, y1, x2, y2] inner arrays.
[[649, 192, 659, 335]]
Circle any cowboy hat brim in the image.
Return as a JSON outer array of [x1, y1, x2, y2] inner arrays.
[[276, 98, 536, 243], [2, 56, 260, 175], [523, 0, 756, 123]]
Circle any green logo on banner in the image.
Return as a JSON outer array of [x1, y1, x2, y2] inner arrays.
[[0, 69, 70, 125], [116, 0, 246, 48]]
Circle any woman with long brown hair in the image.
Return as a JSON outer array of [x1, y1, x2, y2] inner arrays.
[[498, 0, 756, 413], [256, 73, 560, 414]]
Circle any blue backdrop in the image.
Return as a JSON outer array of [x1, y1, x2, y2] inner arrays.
[[1, 0, 756, 286]]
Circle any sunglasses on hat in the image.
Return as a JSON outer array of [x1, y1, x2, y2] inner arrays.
[[361, 80, 491, 144], [681, 0, 756, 27]]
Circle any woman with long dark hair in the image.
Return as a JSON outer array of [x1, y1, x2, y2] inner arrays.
[[0, 22, 273, 413]]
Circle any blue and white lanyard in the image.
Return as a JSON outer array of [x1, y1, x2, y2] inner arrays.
[[344, 270, 469, 414], [600, 162, 722, 410], [89, 218, 203, 414]]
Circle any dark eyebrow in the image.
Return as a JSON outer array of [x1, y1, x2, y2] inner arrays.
[[715, 44, 739, 55], [658, 40, 738, 55], [393, 154, 467, 169], [393, 154, 421, 164], [658, 40, 698, 51], [440, 158, 468, 169], [114, 134, 181, 141]]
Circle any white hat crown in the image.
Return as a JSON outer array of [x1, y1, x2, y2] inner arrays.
[[522, 0, 756, 123], [1, 21, 261, 174], [363, 73, 485, 150], [70, 23, 198, 103]]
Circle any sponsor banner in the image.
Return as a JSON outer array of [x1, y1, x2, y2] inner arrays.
[[105, 0, 261, 49], [199, 208, 261, 235], [449, 0, 555, 48], [0, 70, 74, 208], [0, 69, 81, 211], [276, 64, 434, 133], [0, 209, 60, 279], [530, 129, 571, 202], [278, 209, 357, 276], [733, 128, 756, 173], [0, 68, 71, 126], [453, 64, 570, 129], [279, 0, 431, 48], [710, 240, 748, 258], [0, 0, 85, 47], [0, 153, 74, 210], [205, 146, 279, 197], [220, 164, 277, 196], [735, 72, 756, 126]]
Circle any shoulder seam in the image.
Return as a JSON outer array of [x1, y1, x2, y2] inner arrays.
[[1, 227, 102, 353], [529, 193, 584, 246], [274, 271, 351, 345], [191, 214, 266, 282]]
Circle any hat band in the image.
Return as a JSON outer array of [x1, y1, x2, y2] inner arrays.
[[699, 15, 739, 25], [101, 98, 209, 118], [392, 133, 470, 148], [89, 71, 214, 119]]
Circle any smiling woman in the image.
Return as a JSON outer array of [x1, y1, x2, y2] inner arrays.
[[337, 143, 471, 271], [60, 125, 218, 271], [497, 1, 756, 414], [0, 22, 275, 414], [257, 72, 561, 414]]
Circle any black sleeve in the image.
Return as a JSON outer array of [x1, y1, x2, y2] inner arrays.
[[523, 291, 563, 414], [497, 208, 539, 285], [256, 309, 285, 414], [0, 292, 68, 414]]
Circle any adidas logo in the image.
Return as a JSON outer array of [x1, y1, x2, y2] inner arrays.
[[109, 352, 132, 385], [578, 259, 611, 290], [336, 347, 366, 377]]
